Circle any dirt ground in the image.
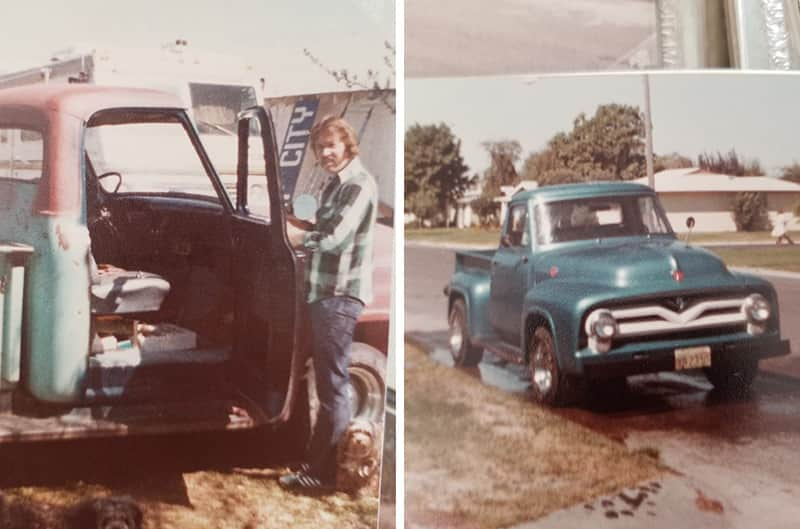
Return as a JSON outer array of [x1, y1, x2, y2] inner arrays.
[[405, 343, 665, 529], [0, 429, 379, 529]]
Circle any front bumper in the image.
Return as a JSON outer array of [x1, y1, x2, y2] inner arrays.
[[579, 333, 790, 380]]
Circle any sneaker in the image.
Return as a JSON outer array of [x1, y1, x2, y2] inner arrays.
[[286, 462, 311, 473], [278, 471, 333, 491]]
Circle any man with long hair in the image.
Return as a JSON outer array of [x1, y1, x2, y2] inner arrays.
[[281, 116, 378, 490]]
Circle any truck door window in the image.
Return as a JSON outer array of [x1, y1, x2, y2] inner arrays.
[[505, 204, 529, 247], [241, 117, 271, 221], [0, 128, 43, 182], [84, 118, 219, 200]]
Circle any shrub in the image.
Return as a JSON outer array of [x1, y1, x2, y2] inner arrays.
[[471, 195, 500, 227], [732, 192, 772, 231]]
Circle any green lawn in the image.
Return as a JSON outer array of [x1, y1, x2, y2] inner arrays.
[[712, 246, 800, 273], [405, 227, 800, 273], [405, 227, 499, 246]]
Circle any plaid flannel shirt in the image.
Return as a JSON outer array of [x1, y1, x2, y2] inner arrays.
[[304, 157, 378, 304]]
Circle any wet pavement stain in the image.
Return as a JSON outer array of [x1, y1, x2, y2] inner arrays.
[[695, 489, 724, 514], [585, 482, 662, 519]]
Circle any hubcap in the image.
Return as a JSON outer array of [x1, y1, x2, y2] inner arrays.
[[348, 365, 384, 422], [532, 349, 553, 393], [449, 319, 464, 355]]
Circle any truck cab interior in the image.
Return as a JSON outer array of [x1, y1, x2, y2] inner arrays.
[[79, 107, 299, 423]]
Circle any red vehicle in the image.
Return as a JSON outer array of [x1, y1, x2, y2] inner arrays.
[[0, 84, 388, 445]]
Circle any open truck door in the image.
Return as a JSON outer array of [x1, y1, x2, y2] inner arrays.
[[231, 106, 308, 425]]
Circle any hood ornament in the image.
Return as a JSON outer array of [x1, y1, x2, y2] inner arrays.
[[665, 296, 688, 312]]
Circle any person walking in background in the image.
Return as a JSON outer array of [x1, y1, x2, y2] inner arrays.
[[281, 116, 378, 491], [772, 209, 795, 245]]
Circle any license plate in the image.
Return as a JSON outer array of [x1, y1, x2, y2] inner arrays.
[[674, 345, 711, 370]]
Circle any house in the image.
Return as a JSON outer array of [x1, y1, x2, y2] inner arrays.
[[633, 168, 800, 232], [497, 180, 539, 224], [453, 187, 481, 228]]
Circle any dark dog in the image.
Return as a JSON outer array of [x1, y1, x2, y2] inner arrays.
[[0, 494, 142, 529], [68, 497, 142, 529]]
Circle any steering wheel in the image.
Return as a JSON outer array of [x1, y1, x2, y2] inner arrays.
[[97, 171, 123, 194], [88, 205, 124, 264]]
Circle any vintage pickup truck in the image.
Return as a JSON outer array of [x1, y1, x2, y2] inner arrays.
[[445, 182, 790, 406], [0, 84, 388, 447]]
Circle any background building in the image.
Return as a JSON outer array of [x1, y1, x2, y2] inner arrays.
[[634, 168, 800, 232]]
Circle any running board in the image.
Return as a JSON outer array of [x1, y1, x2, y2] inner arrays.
[[0, 395, 262, 443], [474, 337, 525, 365]]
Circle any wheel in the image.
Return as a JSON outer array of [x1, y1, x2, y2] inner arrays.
[[307, 342, 387, 426], [348, 342, 387, 423], [528, 326, 571, 406], [448, 298, 483, 367], [704, 355, 758, 398]]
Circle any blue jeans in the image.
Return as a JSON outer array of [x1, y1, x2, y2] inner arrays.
[[307, 296, 364, 481]]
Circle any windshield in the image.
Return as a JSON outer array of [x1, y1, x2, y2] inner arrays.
[[85, 115, 220, 199], [534, 194, 673, 244]]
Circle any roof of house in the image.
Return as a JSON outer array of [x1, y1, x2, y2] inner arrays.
[[633, 168, 800, 193]]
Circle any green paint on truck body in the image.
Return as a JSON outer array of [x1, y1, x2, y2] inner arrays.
[[448, 182, 790, 389]]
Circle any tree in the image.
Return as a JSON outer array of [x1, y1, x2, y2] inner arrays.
[[303, 41, 396, 113], [470, 195, 500, 227], [732, 192, 772, 231], [654, 152, 694, 173], [520, 104, 646, 185], [405, 123, 471, 227], [697, 150, 763, 176], [474, 140, 521, 226], [780, 162, 800, 183]]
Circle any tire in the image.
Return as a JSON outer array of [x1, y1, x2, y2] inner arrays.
[[448, 298, 483, 367], [306, 342, 387, 438], [704, 355, 758, 398], [348, 343, 387, 423], [528, 326, 572, 406]]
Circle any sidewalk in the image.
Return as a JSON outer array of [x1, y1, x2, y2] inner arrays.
[[509, 472, 800, 529]]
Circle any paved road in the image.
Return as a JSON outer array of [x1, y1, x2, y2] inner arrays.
[[406, 0, 657, 77], [405, 244, 800, 528]]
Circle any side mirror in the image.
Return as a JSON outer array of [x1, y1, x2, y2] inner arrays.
[[500, 234, 512, 248], [685, 216, 695, 244], [292, 194, 318, 222]]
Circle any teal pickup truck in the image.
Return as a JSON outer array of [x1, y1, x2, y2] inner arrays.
[[445, 182, 790, 406]]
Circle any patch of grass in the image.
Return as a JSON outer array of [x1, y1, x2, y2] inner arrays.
[[2, 470, 379, 529], [686, 230, 800, 243], [711, 246, 800, 273], [405, 227, 499, 246], [405, 227, 800, 247], [404, 344, 665, 529]]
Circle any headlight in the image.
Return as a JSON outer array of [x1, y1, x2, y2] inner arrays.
[[585, 309, 617, 353], [743, 293, 771, 323], [588, 309, 618, 338]]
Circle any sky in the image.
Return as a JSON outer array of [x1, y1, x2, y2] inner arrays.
[[406, 71, 800, 178], [0, 0, 395, 96]]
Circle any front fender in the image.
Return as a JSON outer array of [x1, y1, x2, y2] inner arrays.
[[521, 280, 630, 375]]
